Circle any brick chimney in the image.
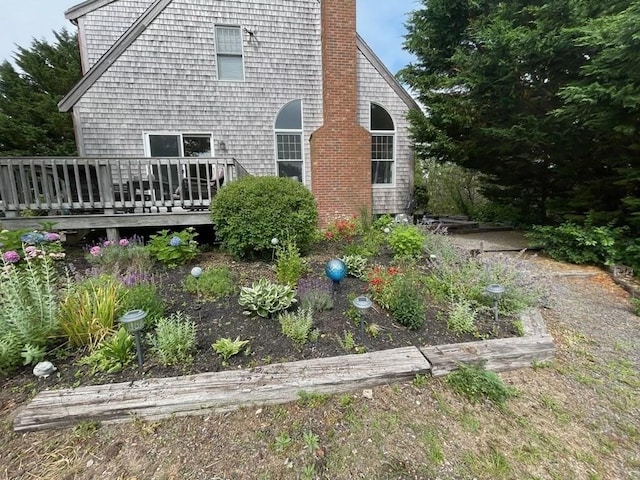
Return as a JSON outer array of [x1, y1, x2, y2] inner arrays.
[[311, 0, 371, 225]]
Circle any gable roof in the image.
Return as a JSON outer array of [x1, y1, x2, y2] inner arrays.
[[59, 0, 419, 112]]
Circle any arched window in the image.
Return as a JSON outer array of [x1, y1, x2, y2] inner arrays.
[[275, 100, 303, 181], [370, 103, 395, 185]]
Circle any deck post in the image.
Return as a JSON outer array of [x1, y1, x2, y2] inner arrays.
[[98, 161, 119, 241], [0, 162, 19, 218]]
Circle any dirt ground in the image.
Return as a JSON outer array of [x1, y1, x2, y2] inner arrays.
[[1, 231, 639, 480]]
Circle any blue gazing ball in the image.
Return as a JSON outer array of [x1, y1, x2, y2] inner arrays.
[[325, 259, 347, 283]]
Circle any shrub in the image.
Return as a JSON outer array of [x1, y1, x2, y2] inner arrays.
[[340, 255, 368, 280], [278, 308, 317, 351], [239, 278, 297, 318], [0, 228, 66, 264], [527, 221, 623, 266], [342, 230, 383, 258], [58, 275, 125, 350], [446, 299, 478, 336], [387, 225, 425, 259], [78, 327, 134, 374], [184, 267, 236, 300], [0, 252, 60, 371], [275, 240, 308, 286], [297, 277, 333, 312], [120, 283, 165, 326], [323, 216, 358, 242], [366, 265, 401, 309], [211, 176, 318, 258], [86, 236, 152, 275], [147, 228, 199, 268], [148, 312, 197, 366], [388, 273, 426, 330], [212, 336, 249, 362], [446, 363, 517, 407]]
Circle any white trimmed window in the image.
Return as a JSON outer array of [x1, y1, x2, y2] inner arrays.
[[275, 100, 303, 182], [215, 26, 244, 81], [370, 103, 395, 185]]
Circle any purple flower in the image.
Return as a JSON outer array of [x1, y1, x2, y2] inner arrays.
[[119, 238, 130, 247], [90, 246, 102, 256], [44, 232, 60, 242], [169, 236, 182, 247], [2, 250, 20, 264], [103, 240, 113, 247]]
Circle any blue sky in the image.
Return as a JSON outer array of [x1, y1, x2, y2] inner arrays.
[[1, 0, 418, 74]]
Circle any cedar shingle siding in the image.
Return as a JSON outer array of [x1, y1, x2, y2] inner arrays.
[[64, 0, 416, 216]]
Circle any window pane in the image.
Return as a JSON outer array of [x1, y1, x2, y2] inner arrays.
[[278, 161, 303, 181], [371, 103, 394, 131], [183, 136, 211, 157], [372, 135, 393, 160], [215, 26, 242, 54], [277, 134, 302, 160], [149, 135, 180, 157], [275, 100, 302, 130], [218, 55, 243, 80], [372, 161, 393, 184]]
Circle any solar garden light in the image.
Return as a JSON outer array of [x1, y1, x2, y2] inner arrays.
[[352, 295, 372, 344], [271, 237, 279, 261], [119, 309, 148, 369], [485, 284, 506, 323], [325, 258, 347, 294], [191, 266, 203, 297]]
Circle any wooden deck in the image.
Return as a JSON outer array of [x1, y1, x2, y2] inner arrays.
[[14, 318, 555, 432]]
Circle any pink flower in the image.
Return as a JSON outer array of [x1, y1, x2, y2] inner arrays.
[[90, 246, 102, 256], [44, 232, 60, 242], [2, 251, 20, 264], [119, 238, 130, 247], [103, 240, 113, 247]]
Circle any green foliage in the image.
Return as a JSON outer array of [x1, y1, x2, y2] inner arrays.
[[0, 29, 81, 156], [78, 327, 134, 374], [446, 363, 518, 407], [20, 343, 46, 366], [59, 275, 124, 350], [340, 254, 368, 280], [238, 278, 297, 318], [278, 308, 317, 351], [147, 228, 198, 268], [211, 176, 318, 258], [297, 390, 329, 407], [183, 267, 236, 300], [0, 253, 59, 371], [341, 230, 383, 258], [388, 273, 427, 330], [528, 221, 624, 266], [365, 323, 381, 338], [212, 336, 249, 361], [120, 283, 165, 326], [366, 265, 401, 309], [446, 299, 478, 336], [387, 225, 425, 259], [86, 238, 153, 276], [275, 240, 308, 286], [148, 312, 196, 367], [338, 331, 356, 352], [631, 298, 640, 317]]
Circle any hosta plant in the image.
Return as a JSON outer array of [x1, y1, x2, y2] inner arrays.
[[238, 278, 297, 317], [212, 336, 249, 362], [340, 254, 368, 280], [147, 228, 198, 268], [78, 327, 134, 374]]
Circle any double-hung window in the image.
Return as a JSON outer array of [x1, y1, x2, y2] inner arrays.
[[275, 100, 303, 182], [215, 26, 244, 81], [370, 103, 395, 185]]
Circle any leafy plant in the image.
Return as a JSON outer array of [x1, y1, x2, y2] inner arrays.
[[278, 308, 317, 351], [446, 363, 518, 407], [631, 298, 640, 317], [340, 254, 368, 280], [78, 327, 134, 373], [365, 323, 381, 338], [338, 331, 356, 351], [0, 251, 60, 371], [212, 336, 250, 362], [183, 267, 236, 300], [274, 432, 292, 452], [298, 277, 333, 312], [446, 299, 478, 336], [86, 236, 152, 275], [210, 176, 318, 258], [147, 228, 199, 268], [323, 216, 358, 242], [388, 273, 426, 330], [387, 225, 425, 259], [366, 265, 401, 309], [120, 283, 165, 326], [302, 430, 320, 451], [148, 312, 197, 366], [275, 239, 308, 286], [238, 278, 297, 318]]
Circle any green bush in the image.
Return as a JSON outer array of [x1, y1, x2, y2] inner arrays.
[[238, 278, 297, 318], [275, 240, 308, 286], [527, 221, 623, 266], [211, 176, 318, 258], [278, 308, 317, 351], [387, 225, 425, 259], [120, 283, 165, 326], [446, 363, 517, 407], [0, 253, 60, 371], [147, 228, 199, 268], [183, 267, 236, 300], [388, 273, 426, 330], [148, 312, 197, 367]]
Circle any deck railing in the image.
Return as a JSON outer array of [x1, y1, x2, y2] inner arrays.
[[0, 156, 239, 217]]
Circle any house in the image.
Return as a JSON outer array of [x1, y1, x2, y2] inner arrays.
[[58, 0, 419, 223]]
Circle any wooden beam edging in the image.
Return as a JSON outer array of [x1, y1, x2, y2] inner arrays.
[[14, 346, 430, 432]]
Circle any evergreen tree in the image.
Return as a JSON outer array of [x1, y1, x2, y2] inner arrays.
[[0, 29, 81, 156]]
